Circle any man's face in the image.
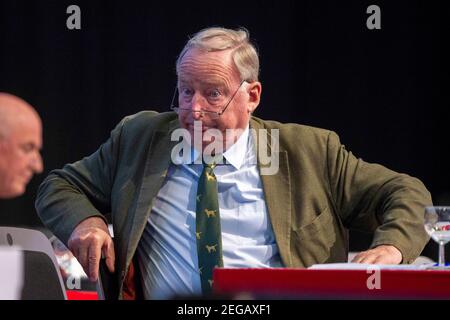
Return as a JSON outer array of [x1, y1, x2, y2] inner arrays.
[[0, 116, 43, 198], [176, 48, 261, 151]]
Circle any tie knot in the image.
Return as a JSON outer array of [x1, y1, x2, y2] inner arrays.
[[202, 161, 217, 170]]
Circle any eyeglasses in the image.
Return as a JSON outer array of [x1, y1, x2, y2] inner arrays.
[[170, 80, 246, 120]]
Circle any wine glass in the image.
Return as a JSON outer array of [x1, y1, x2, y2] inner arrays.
[[424, 206, 450, 268]]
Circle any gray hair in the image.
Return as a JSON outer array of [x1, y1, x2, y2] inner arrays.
[[176, 27, 260, 82]]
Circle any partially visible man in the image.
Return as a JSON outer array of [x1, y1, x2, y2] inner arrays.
[[0, 93, 43, 199]]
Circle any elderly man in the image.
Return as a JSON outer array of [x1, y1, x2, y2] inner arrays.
[[36, 27, 431, 300], [0, 93, 43, 199]]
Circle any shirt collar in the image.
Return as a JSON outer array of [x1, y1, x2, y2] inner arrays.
[[221, 125, 249, 170], [173, 125, 250, 170]]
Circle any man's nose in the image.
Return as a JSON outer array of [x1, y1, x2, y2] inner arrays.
[[190, 94, 206, 120], [32, 153, 44, 174]]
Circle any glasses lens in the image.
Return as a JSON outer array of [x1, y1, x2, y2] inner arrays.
[[170, 81, 244, 118]]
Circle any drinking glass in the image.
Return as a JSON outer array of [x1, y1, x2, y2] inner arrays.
[[424, 206, 450, 268]]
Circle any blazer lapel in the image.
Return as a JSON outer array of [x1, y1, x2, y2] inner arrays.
[[124, 119, 180, 268], [250, 118, 293, 267]]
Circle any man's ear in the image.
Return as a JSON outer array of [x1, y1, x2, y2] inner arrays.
[[246, 81, 262, 114]]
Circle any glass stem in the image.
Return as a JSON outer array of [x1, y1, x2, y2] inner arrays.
[[438, 242, 445, 267]]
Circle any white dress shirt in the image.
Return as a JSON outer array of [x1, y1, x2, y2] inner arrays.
[[137, 125, 282, 299]]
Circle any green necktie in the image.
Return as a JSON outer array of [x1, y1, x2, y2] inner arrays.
[[196, 162, 223, 295]]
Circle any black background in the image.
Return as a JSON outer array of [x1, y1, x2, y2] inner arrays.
[[0, 0, 448, 260]]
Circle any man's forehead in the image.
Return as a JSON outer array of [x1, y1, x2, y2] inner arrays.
[[177, 49, 239, 87], [9, 127, 42, 149], [178, 49, 234, 72], [177, 77, 228, 87], [9, 114, 42, 136]]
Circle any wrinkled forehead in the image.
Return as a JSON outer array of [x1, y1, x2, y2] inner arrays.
[[177, 48, 240, 86]]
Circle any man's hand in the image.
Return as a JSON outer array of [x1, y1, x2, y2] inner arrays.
[[67, 217, 115, 282], [351, 245, 403, 264]]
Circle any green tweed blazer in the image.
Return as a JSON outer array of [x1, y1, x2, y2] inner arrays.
[[35, 111, 432, 298]]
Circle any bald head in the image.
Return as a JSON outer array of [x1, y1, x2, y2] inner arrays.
[[0, 93, 43, 198], [0, 93, 41, 139]]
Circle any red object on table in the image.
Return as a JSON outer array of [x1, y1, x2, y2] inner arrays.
[[213, 268, 450, 299], [66, 290, 99, 300]]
